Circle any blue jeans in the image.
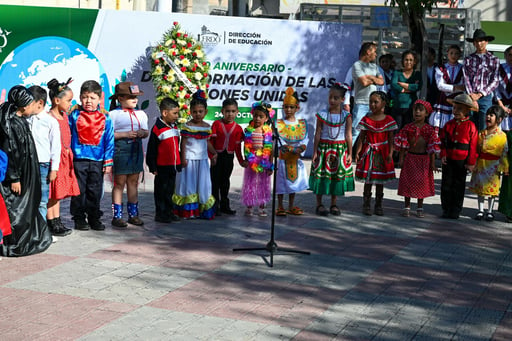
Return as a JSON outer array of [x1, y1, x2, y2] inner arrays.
[[39, 162, 50, 221], [472, 95, 492, 131], [352, 103, 369, 143]]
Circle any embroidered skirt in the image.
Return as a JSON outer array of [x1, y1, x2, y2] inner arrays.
[[309, 140, 354, 196]]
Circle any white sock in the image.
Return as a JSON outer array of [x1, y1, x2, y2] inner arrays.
[[488, 197, 495, 213], [478, 196, 485, 212]]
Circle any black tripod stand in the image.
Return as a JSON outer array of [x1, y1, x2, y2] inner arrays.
[[233, 118, 310, 267]]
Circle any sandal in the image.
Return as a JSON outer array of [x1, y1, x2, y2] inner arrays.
[[474, 211, 484, 221], [276, 208, 287, 216], [259, 209, 268, 217], [416, 208, 424, 218], [315, 205, 329, 216], [485, 212, 495, 222], [329, 205, 341, 216], [401, 207, 410, 217], [287, 206, 304, 215], [244, 208, 252, 216]]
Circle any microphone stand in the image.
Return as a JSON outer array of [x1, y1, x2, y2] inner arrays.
[[233, 117, 310, 267]]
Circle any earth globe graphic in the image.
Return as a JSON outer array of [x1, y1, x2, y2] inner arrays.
[[0, 36, 110, 107]]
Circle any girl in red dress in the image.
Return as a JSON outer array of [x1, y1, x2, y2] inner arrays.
[[47, 78, 80, 235], [355, 91, 398, 215], [395, 100, 441, 218]]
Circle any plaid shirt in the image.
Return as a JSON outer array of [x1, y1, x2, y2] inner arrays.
[[463, 51, 500, 97], [496, 63, 512, 103]]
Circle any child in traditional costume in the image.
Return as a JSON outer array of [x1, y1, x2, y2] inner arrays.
[[310, 83, 354, 216], [0, 85, 52, 256], [146, 98, 182, 223], [241, 102, 274, 217], [69, 80, 115, 231], [210, 98, 245, 215], [469, 105, 508, 221], [440, 93, 478, 219], [109, 82, 149, 228], [497, 45, 512, 131], [172, 91, 217, 219], [429, 45, 465, 135], [355, 91, 398, 216], [46, 79, 81, 235], [395, 100, 440, 218], [275, 87, 309, 216]]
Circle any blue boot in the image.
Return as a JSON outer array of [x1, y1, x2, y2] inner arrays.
[[127, 202, 144, 226], [112, 203, 127, 228]]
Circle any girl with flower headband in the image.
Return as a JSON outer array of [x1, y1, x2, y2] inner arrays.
[[241, 101, 274, 216], [275, 87, 309, 216], [309, 82, 355, 216], [172, 90, 217, 219]]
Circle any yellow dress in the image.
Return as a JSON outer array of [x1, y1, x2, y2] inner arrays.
[[469, 128, 509, 196]]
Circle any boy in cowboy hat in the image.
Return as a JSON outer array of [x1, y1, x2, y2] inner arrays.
[[463, 29, 500, 131], [439, 93, 479, 219], [108, 82, 149, 228]]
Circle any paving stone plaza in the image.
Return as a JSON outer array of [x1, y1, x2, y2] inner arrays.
[[1, 162, 512, 340]]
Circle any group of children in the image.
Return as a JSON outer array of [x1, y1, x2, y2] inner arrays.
[[2, 73, 512, 256]]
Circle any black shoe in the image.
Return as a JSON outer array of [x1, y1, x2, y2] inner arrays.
[[485, 213, 495, 222], [170, 213, 181, 222], [449, 213, 460, 219], [112, 218, 128, 228], [220, 207, 236, 215], [474, 211, 484, 221], [74, 218, 90, 231], [55, 217, 72, 235], [155, 215, 172, 223], [89, 220, 106, 231]]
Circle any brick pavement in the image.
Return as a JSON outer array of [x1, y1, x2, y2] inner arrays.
[[1, 161, 512, 340]]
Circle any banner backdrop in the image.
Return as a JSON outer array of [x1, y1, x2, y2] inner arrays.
[[0, 5, 362, 153]]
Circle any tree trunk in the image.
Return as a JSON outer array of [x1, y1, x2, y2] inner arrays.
[[403, 10, 429, 98]]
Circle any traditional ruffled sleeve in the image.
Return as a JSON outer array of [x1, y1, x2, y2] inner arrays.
[[426, 125, 441, 155], [394, 126, 410, 151]]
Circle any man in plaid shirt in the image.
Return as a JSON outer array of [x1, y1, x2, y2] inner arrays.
[[463, 29, 500, 131]]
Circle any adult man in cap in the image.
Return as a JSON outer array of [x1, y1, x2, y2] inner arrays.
[[463, 28, 500, 131]]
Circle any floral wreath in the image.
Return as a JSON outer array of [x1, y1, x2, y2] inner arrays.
[[244, 122, 273, 173], [150, 21, 210, 121]]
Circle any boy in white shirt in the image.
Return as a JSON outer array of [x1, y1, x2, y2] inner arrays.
[[27, 85, 62, 231]]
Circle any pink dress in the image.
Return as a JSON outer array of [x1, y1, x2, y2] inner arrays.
[[49, 113, 80, 200]]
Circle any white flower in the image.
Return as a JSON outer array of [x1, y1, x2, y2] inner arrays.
[[177, 39, 187, 46], [182, 48, 192, 55], [195, 50, 204, 58], [194, 72, 203, 81], [178, 117, 188, 124], [181, 58, 190, 67], [164, 39, 173, 46], [162, 85, 171, 93]]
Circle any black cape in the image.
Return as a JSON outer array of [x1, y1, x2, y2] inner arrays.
[[0, 88, 52, 257]]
